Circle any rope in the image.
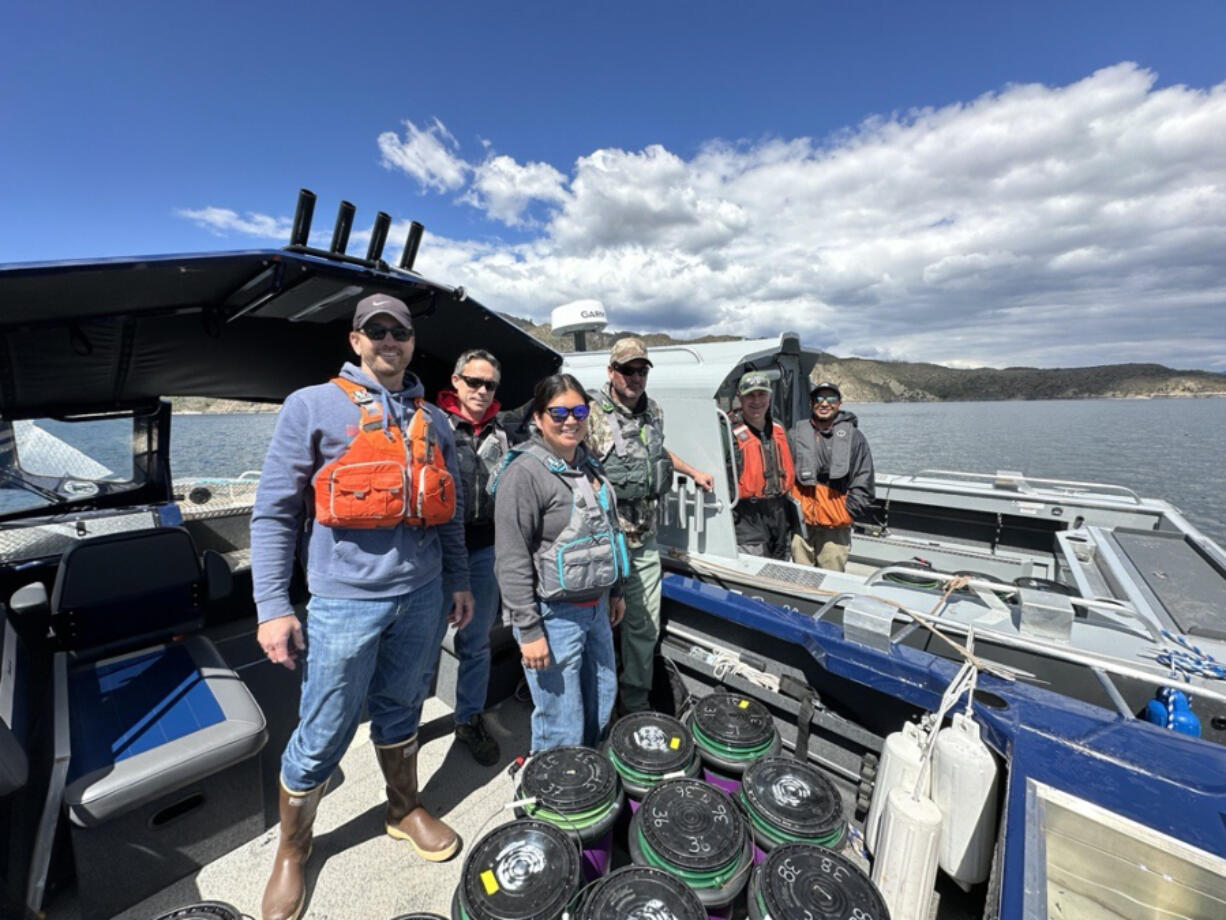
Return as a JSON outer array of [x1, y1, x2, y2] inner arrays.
[[1156, 629, 1226, 681]]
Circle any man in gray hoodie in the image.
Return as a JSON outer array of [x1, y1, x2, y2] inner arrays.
[[251, 293, 473, 920]]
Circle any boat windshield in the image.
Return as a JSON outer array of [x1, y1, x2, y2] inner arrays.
[[0, 415, 139, 517]]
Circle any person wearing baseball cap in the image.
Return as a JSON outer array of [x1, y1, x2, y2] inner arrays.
[[586, 336, 714, 714], [787, 379, 875, 572], [728, 370, 796, 559], [251, 291, 474, 917]]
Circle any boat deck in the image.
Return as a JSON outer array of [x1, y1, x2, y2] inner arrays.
[[46, 696, 531, 920]]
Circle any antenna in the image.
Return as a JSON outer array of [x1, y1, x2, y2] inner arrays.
[[550, 299, 608, 352]]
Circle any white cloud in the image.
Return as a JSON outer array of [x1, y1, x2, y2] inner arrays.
[[180, 64, 1226, 371], [463, 155, 569, 226], [378, 117, 469, 192], [176, 207, 291, 238]]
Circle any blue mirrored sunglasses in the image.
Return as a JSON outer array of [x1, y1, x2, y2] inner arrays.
[[544, 404, 591, 423]]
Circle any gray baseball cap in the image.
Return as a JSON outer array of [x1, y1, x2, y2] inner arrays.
[[353, 293, 413, 330], [810, 381, 842, 399]]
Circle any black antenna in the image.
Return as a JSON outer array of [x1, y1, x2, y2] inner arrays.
[[400, 220, 424, 270], [290, 189, 316, 247], [366, 211, 391, 263], [330, 200, 355, 254]]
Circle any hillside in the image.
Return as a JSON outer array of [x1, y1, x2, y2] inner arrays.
[[511, 316, 1226, 402]]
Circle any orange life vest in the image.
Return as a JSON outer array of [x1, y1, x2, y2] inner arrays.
[[313, 377, 456, 529], [732, 421, 795, 499], [790, 482, 853, 529]]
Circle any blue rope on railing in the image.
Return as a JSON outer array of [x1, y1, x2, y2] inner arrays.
[[1157, 629, 1226, 681]]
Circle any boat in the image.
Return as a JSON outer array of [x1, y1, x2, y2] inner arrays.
[[3, 190, 1226, 919]]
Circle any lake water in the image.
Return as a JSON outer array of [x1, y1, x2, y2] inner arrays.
[[166, 397, 1226, 547]]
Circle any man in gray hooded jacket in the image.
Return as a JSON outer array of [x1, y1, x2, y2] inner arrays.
[[788, 381, 875, 572]]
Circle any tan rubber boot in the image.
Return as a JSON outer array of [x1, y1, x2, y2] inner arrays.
[[260, 780, 325, 920], [375, 735, 459, 861]]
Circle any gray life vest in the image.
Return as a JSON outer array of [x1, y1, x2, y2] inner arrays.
[[596, 394, 675, 505], [792, 417, 856, 486], [448, 415, 508, 525], [490, 442, 631, 601]]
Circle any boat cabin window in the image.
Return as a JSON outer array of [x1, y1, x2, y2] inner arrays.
[[167, 398, 278, 514], [1, 415, 137, 517]]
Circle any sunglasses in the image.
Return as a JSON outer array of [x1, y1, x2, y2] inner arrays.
[[361, 324, 414, 342], [543, 404, 591, 423], [614, 363, 650, 378], [458, 374, 498, 392], [812, 394, 840, 405]]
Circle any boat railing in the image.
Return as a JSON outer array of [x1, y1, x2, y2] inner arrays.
[[893, 469, 1144, 505], [714, 407, 741, 509]]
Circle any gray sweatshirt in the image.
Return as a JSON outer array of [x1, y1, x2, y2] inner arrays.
[[493, 435, 623, 642]]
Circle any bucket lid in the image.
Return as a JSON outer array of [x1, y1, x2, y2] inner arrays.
[[609, 712, 696, 775], [457, 820, 581, 920], [635, 778, 746, 872], [152, 905, 242, 920], [741, 757, 844, 840], [390, 915, 447, 919], [689, 693, 775, 751], [519, 746, 618, 813], [577, 866, 706, 920], [756, 844, 888, 920]]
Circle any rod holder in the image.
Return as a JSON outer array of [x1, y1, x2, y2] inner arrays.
[[290, 189, 316, 247], [400, 220, 424, 270], [330, 201, 355, 254], [366, 211, 391, 263]]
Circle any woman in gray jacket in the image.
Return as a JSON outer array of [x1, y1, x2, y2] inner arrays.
[[492, 374, 628, 751]]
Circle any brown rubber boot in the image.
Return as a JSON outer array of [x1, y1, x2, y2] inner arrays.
[[375, 735, 459, 862], [261, 780, 325, 920]]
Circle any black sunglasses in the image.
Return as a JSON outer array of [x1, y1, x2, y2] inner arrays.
[[458, 374, 498, 392], [812, 394, 840, 405], [361, 324, 414, 342], [544, 404, 591, 423], [614, 363, 650, 378]]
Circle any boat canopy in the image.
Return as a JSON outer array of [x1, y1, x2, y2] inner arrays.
[[0, 250, 561, 419]]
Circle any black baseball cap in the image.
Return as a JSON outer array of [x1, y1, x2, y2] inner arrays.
[[810, 381, 842, 400]]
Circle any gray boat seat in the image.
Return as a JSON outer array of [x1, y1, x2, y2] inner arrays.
[[50, 527, 266, 824], [64, 633, 265, 825]]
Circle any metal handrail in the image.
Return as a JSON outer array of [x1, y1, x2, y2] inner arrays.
[[895, 469, 1143, 504], [714, 407, 741, 510]]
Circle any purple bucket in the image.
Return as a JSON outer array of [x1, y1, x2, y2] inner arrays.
[[752, 841, 769, 866], [703, 766, 742, 797], [581, 829, 614, 882], [629, 796, 641, 814]]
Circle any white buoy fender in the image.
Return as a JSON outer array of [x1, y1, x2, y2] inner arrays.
[[933, 711, 1000, 888], [872, 786, 942, 920], [865, 720, 927, 854]]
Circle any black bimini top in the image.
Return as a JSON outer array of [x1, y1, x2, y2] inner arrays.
[[0, 249, 560, 419]]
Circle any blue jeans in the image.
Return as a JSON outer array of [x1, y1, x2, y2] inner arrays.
[[449, 544, 500, 723], [515, 596, 617, 753], [281, 577, 444, 792]]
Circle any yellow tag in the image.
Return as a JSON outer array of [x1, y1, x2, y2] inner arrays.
[[738, 699, 750, 709], [669, 736, 681, 750], [481, 870, 499, 895]]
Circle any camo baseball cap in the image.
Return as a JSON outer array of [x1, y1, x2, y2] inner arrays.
[[737, 371, 772, 395], [810, 381, 842, 399], [609, 336, 653, 367]]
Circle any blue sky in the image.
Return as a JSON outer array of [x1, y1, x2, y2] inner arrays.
[[3, 1, 1225, 370]]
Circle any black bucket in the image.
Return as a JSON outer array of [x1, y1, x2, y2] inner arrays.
[[516, 746, 623, 880], [628, 778, 754, 918], [151, 905, 242, 920], [687, 693, 781, 794], [575, 865, 707, 920], [605, 711, 701, 807], [747, 843, 889, 920], [452, 820, 582, 920], [739, 757, 846, 862]]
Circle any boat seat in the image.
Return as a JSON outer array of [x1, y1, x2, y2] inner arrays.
[[20, 527, 266, 916], [48, 527, 266, 823]]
